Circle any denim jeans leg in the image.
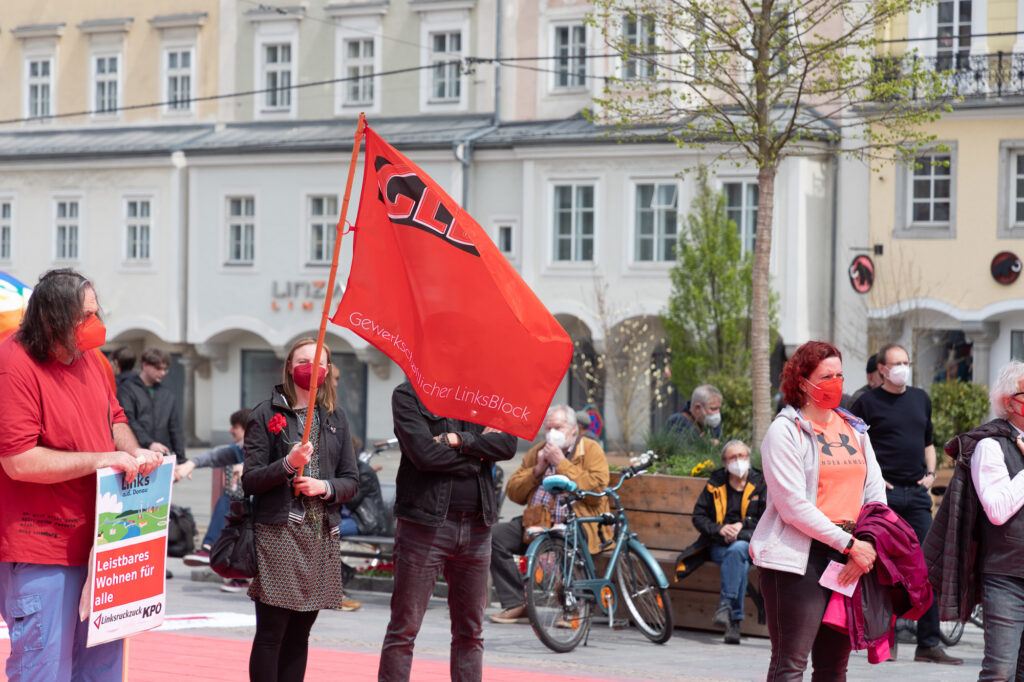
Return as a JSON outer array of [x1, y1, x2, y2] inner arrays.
[[445, 515, 491, 682], [0, 562, 122, 682], [888, 484, 941, 648], [710, 541, 750, 621], [979, 573, 1024, 682], [490, 517, 527, 609], [202, 494, 233, 548], [378, 519, 450, 682]]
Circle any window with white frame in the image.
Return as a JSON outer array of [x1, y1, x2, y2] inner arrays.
[[895, 145, 956, 238], [308, 195, 338, 264], [493, 220, 518, 259], [124, 199, 152, 262], [93, 54, 120, 114], [1010, 151, 1024, 227], [430, 31, 462, 101], [0, 201, 11, 261], [55, 199, 80, 261], [263, 43, 292, 110], [165, 48, 194, 111], [553, 184, 595, 262], [27, 58, 53, 119], [622, 16, 655, 80], [910, 155, 952, 225], [937, 0, 972, 71], [554, 24, 587, 88], [635, 183, 678, 262], [724, 181, 758, 256], [343, 39, 374, 106], [226, 197, 255, 264]]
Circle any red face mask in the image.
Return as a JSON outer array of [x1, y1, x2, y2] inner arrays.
[[74, 315, 106, 352], [292, 363, 327, 391], [802, 376, 844, 410]]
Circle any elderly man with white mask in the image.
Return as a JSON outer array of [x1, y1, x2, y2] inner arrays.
[[487, 404, 611, 624], [675, 440, 766, 644]]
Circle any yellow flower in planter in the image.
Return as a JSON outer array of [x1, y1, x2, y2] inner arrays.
[[690, 459, 716, 477]]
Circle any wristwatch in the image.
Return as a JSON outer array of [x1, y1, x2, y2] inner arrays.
[[441, 432, 452, 448], [926, 471, 936, 478], [842, 537, 855, 555]]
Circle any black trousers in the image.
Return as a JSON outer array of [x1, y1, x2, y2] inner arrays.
[[250, 601, 319, 682], [760, 541, 853, 682]]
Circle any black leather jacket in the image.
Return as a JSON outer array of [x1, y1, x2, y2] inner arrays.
[[391, 381, 517, 527], [242, 386, 359, 526]]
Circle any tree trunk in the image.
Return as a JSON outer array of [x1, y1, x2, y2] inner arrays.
[[751, 164, 776, 448]]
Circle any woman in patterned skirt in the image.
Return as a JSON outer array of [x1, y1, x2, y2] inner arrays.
[[242, 338, 359, 681]]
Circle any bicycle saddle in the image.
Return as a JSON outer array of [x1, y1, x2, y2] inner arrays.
[[541, 474, 578, 495]]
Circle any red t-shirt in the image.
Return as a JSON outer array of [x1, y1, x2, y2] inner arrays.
[[0, 337, 127, 565]]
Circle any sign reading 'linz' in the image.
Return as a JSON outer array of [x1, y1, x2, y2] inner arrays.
[[374, 155, 480, 257]]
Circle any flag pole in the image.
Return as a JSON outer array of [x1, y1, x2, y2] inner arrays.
[[298, 113, 366, 476]]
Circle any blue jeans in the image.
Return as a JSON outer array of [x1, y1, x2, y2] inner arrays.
[[980, 573, 1024, 681], [709, 540, 750, 621], [886, 483, 940, 648], [0, 562, 124, 682], [378, 514, 491, 682], [337, 516, 359, 536], [202, 493, 232, 548]]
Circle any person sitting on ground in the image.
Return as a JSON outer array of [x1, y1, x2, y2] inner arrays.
[[178, 408, 252, 593], [667, 384, 723, 447], [676, 439, 766, 644], [489, 404, 611, 624]]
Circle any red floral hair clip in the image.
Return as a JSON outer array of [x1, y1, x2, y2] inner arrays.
[[267, 414, 287, 434]]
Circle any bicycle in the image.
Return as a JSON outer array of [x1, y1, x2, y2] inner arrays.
[[938, 604, 984, 647], [522, 451, 673, 653]]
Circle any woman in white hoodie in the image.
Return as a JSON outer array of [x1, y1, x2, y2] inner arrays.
[[750, 341, 886, 681]]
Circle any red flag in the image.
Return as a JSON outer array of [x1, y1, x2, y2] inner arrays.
[[332, 125, 572, 439]]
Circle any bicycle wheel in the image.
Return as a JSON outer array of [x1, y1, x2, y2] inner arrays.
[[939, 619, 964, 647], [524, 536, 591, 653], [615, 548, 673, 643]]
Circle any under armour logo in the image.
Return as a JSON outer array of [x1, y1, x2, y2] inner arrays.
[[817, 432, 857, 457]]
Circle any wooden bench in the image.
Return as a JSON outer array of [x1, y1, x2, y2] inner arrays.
[[613, 472, 769, 637]]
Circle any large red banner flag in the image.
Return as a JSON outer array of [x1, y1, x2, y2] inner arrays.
[[331, 125, 573, 440]]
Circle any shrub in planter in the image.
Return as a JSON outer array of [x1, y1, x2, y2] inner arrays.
[[930, 379, 990, 467]]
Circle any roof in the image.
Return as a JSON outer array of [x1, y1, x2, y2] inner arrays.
[[0, 110, 835, 161], [181, 114, 496, 154]]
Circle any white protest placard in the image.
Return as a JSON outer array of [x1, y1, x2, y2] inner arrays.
[[87, 456, 175, 647]]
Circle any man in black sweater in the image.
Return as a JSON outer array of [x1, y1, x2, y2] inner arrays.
[[851, 343, 961, 665]]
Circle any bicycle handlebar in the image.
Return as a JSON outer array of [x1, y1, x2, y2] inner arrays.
[[558, 450, 656, 505]]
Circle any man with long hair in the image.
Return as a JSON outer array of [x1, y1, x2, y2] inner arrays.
[[0, 269, 162, 681]]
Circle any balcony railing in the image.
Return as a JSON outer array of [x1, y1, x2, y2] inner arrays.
[[872, 51, 1024, 101]]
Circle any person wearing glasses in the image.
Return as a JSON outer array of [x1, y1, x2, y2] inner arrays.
[[676, 439, 765, 644], [851, 343, 962, 665]]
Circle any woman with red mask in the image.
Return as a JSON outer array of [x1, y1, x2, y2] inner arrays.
[[749, 341, 887, 681], [242, 338, 359, 682]]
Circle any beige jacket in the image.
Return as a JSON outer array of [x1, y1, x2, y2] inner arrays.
[[506, 437, 611, 554]]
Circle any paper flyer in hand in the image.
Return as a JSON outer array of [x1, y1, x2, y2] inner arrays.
[[87, 456, 175, 647], [818, 560, 858, 597]]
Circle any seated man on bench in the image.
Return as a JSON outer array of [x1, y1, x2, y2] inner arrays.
[[488, 405, 610, 624], [676, 440, 766, 644]]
